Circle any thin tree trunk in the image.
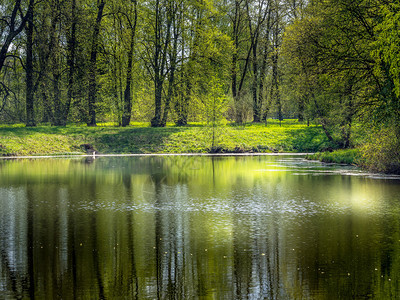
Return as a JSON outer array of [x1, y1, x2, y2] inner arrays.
[[251, 34, 260, 122], [87, 0, 106, 127], [257, 9, 271, 123], [65, 0, 77, 123], [151, 0, 163, 127], [122, 0, 138, 127], [51, 0, 64, 126], [151, 0, 172, 127], [161, 9, 179, 127], [25, 0, 35, 127], [175, 23, 189, 126]]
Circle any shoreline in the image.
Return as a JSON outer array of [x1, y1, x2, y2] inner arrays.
[[0, 152, 314, 160]]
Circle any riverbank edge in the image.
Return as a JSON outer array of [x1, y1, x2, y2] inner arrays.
[[0, 152, 314, 160], [305, 149, 361, 165], [0, 121, 333, 157]]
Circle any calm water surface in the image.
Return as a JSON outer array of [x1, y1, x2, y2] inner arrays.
[[1, 155, 400, 299]]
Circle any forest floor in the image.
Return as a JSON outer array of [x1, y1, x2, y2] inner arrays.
[[0, 120, 335, 157]]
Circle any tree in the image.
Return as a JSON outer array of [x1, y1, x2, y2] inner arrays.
[[373, 2, 400, 133], [121, 0, 138, 127], [0, 0, 33, 73], [25, 0, 36, 127], [87, 0, 106, 126], [203, 76, 228, 151], [281, 0, 386, 147]]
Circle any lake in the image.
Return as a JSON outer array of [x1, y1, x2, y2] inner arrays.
[[0, 155, 400, 299]]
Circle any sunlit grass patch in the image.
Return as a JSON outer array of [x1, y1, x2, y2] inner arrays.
[[306, 149, 361, 165], [0, 120, 329, 156]]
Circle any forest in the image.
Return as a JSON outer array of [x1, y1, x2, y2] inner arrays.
[[1, 0, 400, 172]]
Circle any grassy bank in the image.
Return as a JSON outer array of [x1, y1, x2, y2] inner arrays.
[[306, 149, 361, 165], [0, 120, 332, 156]]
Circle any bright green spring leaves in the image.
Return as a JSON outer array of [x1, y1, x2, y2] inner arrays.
[[374, 3, 400, 98]]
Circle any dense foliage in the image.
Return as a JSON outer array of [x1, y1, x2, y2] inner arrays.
[[0, 0, 297, 126], [282, 0, 400, 172], [0, 0, 399, 171]]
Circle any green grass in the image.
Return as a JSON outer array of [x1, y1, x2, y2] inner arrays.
[[0, 120, 333, 156], [306, 149, 361, 165]]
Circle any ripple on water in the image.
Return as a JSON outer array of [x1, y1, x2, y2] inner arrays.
[[77, 196, 356, 222]]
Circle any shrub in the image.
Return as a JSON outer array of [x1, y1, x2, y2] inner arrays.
[[307, 149, 361, 165], [359, 127, 400, 174]]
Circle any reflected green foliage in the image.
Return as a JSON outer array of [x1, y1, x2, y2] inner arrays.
[[0, 156, 400, 298]]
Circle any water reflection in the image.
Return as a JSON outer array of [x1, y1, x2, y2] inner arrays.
[[0, 156, 400, 299]]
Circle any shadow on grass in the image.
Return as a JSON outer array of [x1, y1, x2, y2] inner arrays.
[[0, 125, 190, 154], [282, 126, 332, 152], [93, 127, 188, 154]]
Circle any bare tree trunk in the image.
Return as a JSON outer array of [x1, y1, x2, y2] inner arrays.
[[251, 36, 260, 122], [161, 68, 175, 127], [50, 0, 65, 126], [161, 5, 180, 127], [87, 0, 106, 127], [25, 0, 36, 127], [151, 0, 163, 127], [122, 0, 138, 127], [256, 7, 272, 122], [151, 77, 164, 127], [151, 0, 172, 127], [175, 22, 189, 126], [65, 0, 77, 123]]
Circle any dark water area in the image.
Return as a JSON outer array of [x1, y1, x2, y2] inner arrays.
[[1, 155, 400, 299]]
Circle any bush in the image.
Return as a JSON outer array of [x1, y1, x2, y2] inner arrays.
[[306, 149, 361, 165], [359, 127, 400, 174]]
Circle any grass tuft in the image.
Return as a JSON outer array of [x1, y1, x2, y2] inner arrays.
[[306, 149, 361, 165]]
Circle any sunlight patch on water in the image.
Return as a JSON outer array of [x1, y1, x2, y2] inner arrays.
[[77, 197, 354, 221]]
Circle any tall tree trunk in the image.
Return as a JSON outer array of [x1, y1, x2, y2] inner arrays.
[[151, 0, 172, 127], [122, 0, 138, 127], [160, 67, 175, 127], [87, 0, 106, 127], [65, 0, 77, 123], [271, 18, 282, 122], [258, 41, 269, 122], [151, 0, 163, 127], [262, 79, 273, 122], [231, 0, 242, 123], [151, 78, 164, 127], [251, 39, 260, 122], [25, 0, 36, 127], [51, 0, 64, 126], [256, 8, 272, 122], [175, 23, 189, 126], [161, 9, 179, 127]]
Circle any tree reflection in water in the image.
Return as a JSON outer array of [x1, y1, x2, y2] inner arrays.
[[0, 156, 400, 298]]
